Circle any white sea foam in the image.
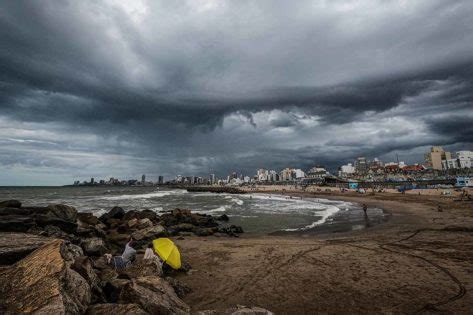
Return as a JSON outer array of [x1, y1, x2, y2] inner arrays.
[[100, 189, 186, 200], [230, 197, 244, 205], [282, 204, 341, 231], [192, 205, 228, 214]]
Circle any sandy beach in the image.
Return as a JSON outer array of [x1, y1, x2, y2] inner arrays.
[[174, 187, 473, 313]]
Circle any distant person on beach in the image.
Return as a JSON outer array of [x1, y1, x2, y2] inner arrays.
[[362, 204, 368, 214], [105, 237, 136, 271]]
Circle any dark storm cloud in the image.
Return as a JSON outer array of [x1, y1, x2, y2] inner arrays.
[[0, 0, 472, 183]]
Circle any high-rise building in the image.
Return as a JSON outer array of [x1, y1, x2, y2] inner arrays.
[[338, 163, 355, 177], [90, 177, 95, 184], [269, 170, 279, 182], [209, 174, 216, 185], [294, 169, 305, 179], [457, 151, 473, 169], [141, 174, 146, 184], [257, 169, 269, 181], [280, 168, 294, 181], [158, 176, 164, 184], [355, 157, 368, 174], [308, 166, 327, 179], [425, 146, 452, 170]]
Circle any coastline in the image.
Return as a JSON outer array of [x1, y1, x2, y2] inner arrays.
[[175, 187, 473, 313]]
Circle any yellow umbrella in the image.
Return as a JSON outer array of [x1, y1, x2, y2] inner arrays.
[[152, 238, 181, 269]]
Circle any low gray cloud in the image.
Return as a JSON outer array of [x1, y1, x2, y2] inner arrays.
[[0, 0, 472, 184]]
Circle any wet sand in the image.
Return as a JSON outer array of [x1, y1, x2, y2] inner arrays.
[[174, 189, 473, 313]]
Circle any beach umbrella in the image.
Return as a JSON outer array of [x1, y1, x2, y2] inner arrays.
[[152, 238, 181, 269]]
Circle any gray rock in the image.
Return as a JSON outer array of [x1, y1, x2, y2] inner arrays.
[[0, 207, 31, 216], [46, 204, 78, 222], [35, 214, 78, 234], [100, 206, 125, 222], [0, 215, 35, 232], [165, 277, 192, 298], [0, 233, 50, 265], [81, 237, 107, 256], [136, 218, 154, 229], [131, 225, 166, 241], [119, 276, 190, 314], [196, 305, 274, 315], [0, 239, 91, 314], [0, 200, 21, 208], [86, 303, 148, 315], [77, 212, 100, 226], [103, 278, 130, 303]]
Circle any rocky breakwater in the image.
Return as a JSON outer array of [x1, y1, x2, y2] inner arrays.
[[0, 199, 249, 314]]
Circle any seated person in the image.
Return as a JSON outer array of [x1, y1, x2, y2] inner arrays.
[[105, 238, 136, 271], [143, 243, 163, 276]]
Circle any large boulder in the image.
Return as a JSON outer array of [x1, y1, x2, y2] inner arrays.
[[103, 278, 130, 303], [138, 209, 158, 221], [196, 305, 274, 315], [100, 206, 125, 222], [72, 256, 105, 303], [0, 207, 31, 216], [86, 303, 147, 315], [81, 237, 107, 256], [136, 218, 154, 229], [119, 276, 190, 314], [0, 200, 21, 208], [77, 212, 101, 226], [106, 230, 130, 246], [0, 233, 50, 265], [0, 239, 91, 314], [165, 277, 192, 298], [173, 223, 195, 233], [46, 204, 78, 222], [131, 225, 167, 241], [35, 214, 78, 234], [0, 215, 36, 232]]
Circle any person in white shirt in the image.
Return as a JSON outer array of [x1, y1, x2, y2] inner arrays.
[[143, 243, 163, 276]]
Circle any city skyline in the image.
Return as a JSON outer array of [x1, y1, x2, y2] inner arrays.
[[1, 1, 473, 185], [70, 146, 472, 186]]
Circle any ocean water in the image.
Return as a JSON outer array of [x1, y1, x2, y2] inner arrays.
[[0, 186, 386, 234]]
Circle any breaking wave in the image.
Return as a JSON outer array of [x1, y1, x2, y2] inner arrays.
[[100, 189, 186, 200]]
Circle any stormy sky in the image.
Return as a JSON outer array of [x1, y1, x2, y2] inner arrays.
[[1, 0, 472, 185]]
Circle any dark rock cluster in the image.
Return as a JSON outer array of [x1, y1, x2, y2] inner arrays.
[[0, 200, 246, 314]]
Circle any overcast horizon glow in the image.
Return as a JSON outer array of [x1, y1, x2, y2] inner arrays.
[[1, 0, 472, 185]]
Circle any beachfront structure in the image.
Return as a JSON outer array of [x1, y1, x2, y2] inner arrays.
[[425, 146, 452, 170], [456, 176, 473, 188], [158, 176, 164, 184]]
